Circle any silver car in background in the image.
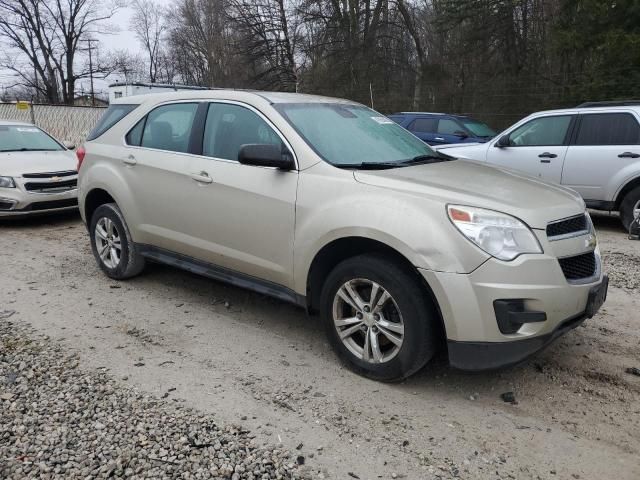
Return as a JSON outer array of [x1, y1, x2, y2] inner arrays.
[[0, 121, 78, 217]]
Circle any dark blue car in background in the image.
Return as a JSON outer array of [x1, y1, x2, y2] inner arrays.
[[387, 112, 496, 145]]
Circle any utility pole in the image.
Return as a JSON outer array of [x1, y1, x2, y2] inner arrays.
[[82, 39, 99, 106]]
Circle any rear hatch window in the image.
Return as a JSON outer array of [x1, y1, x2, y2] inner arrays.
[[87, 104, 138, 141]]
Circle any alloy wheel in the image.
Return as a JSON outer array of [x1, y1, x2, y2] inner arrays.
[[95, 217, 122, 269], [332, 278, 405, 364]]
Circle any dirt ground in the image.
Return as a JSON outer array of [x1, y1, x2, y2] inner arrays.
[[1, 210, 638, 480]]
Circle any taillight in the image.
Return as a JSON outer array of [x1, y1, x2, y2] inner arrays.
[[76, 145, 86, 171]]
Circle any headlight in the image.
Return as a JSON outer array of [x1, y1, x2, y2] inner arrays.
[[0, 176, 15, 188], [447, 205, 542, 261]]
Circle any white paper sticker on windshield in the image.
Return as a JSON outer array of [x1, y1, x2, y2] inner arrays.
[[371, 116, 394, 124], [16, 127, 39, 132]]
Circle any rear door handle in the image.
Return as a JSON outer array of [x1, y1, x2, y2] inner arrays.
[[618, 152, 640, 158], [538, 152, 557, 159], [190, 171, 213, 184], [123, 155, 137, 166]]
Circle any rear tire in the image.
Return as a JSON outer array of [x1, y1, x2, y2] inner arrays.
[[89, 203, 145, 280], [620, 186, 640, 231], [320, 253, 439, 382]]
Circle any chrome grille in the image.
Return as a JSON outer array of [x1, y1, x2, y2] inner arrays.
[[22, 170, 77, 179], [24, 178, 77, 193]]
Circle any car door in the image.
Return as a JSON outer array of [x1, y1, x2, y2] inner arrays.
[[562, 112, 640, 202], [121, 101, 200, 252], [407, 117, 438, 144], [485, 114, 575, 182], [182, 101, 298, 288]]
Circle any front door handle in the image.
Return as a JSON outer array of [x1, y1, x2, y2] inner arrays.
[[190, 171, 213, 184], [538, 152, 557, 159], [123, 155, 137, 166], [618, 152, 640, 158]]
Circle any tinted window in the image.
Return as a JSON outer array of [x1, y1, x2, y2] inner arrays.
[[140, 103, 198, 153], [410, 118, 437, 133], [575, 113, 640, 145], [203, 103, 282, 161], [509, 115, 572, 146], [437, 119, 462, 135], [275, 103, 439, 166], [126, 118, 145, 146], [460, 119, 496, 137], [0, 125, 63, 152], [87, 104, 137, 141]]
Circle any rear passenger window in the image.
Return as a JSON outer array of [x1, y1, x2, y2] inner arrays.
[[575, 113, 640, 145], [126, 118, 145, 146], [437, 119, 462, 135], [140, 103, 198, 153], [410, 118, 437, 133], [202, 103, 282, 161]]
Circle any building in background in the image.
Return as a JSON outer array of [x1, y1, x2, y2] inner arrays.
[[108, 82, 208, 103]]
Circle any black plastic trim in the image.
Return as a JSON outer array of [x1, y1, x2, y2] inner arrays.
[[493, 299, 546, 334], [448, 312, 587, 371], [585, 200, 615, 210], [137, 244, 306, 307]]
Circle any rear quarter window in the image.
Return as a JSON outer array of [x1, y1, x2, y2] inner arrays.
[[87, 104, 138, 141]]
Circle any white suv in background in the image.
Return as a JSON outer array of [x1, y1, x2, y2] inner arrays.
[[435, 101, 640, 229]]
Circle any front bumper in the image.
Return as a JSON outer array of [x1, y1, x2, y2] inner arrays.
[[448, 275, 607, 370], [0, 188, 78, 217], [420, 247, 606, 370]]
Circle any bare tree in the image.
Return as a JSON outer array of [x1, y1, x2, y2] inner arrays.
[[166, 0, 239, 87], [130, 0, 167, 83], [229, 0, 300, 91], [0, 0, 121, 104]]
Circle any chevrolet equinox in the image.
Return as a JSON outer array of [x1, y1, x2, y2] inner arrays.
[[77, 91, 608, 381]]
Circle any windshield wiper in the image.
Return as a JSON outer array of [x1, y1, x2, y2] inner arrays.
[[335, 162, 403, 170], [398, 153, 453, 165]]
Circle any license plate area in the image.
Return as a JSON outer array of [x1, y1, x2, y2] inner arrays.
[[586, 275, 608, 318]]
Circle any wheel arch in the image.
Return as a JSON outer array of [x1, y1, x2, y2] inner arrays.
[[615, 175, 640, 209], [84, 187, 116, 226], [304, 236, 446, 337]]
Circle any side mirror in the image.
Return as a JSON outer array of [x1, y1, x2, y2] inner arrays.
[[495, 134, 511, 148], [63, 140, 76, 150], [453, 130, 468, 139], [238, 144, 294, 170]]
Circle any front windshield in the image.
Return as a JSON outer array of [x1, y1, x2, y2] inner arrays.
[[460, 119, 496, 138], [275, 103, 442, 167], [0, 125, 64, 152]]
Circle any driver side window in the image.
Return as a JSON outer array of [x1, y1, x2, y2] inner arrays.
[[202, 103, 282, 161], [508, 115, 573, 146]]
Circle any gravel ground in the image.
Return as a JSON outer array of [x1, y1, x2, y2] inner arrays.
[[0, 320, 306, 479], [0, 210, 639, 480]]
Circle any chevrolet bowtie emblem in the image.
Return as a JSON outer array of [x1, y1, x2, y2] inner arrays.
[[51, 176, 61, 182], [586, 234, 597, 249]]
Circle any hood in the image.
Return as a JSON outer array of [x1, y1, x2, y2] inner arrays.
[[353, 160, 584, 229], [0, 150, 77, 177]]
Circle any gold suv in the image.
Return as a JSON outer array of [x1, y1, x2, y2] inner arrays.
[[78, 91, 608, 381]]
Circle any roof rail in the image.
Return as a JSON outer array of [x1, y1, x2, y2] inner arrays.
[[576, 100, 640, 108]]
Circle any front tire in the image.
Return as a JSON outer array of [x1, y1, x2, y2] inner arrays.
[[89, 203, 145, 280], [320, 254, 439, 382], [620, 186, 640, 231]]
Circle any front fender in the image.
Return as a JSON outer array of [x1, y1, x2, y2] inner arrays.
[[293, 165, 489, 294]]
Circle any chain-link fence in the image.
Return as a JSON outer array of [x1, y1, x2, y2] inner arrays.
[[0, 103, 106, 147]]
